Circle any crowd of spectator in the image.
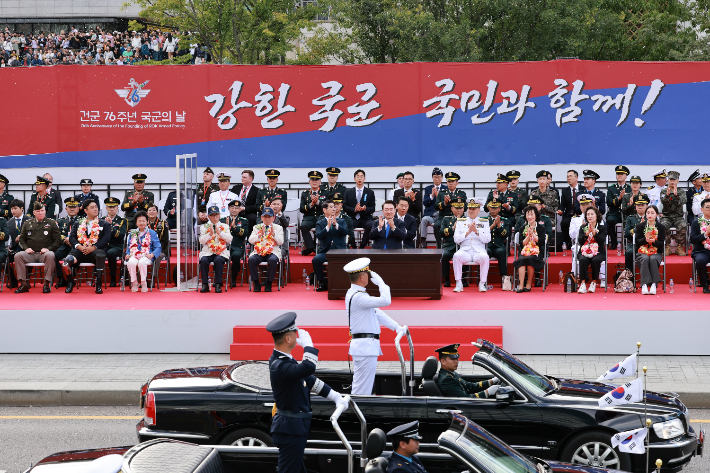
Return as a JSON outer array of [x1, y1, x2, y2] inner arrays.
[[0, 26, 208, 67]]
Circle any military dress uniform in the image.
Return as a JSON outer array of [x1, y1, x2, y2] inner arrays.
[[15, 205, 62, 291], [621, 177, 645, 217], [103, 198, 127, 286], [299, 171, 327, 255], [75, 179, 101, 218], [659, 171, 688, 255], [266, 312, 344, 473], [434, 172, 467, 230], [605, 166, 632, 250], [686, 170, 703, 224], [54, 197, 82, 287], [0, 174, 15, 219], [386, 421, 429, 473], [321, 182, 346, 201], [0, 216, 9, 266], [27, 176, 58, 220], [486, 202, 509, 277], [196, 182, 219, 220], [440, 197, 464, 287], [452, 199, 491, 292], [332, 193, 355, 248], [257, 169, 288, 215], [221, 201, 249, 286], [434, 345, 498, 398], [506, 170, 528, 223], [122, 174, 155, 229], [624, 194, 649, 273], [484, 174, 518, 233], [646, 169, 667, 208]]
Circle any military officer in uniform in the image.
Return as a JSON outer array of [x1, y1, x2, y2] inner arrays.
[[299, 170, 327, 256], [441, 196, 466, 287], [222, 200, 249, 288], [506, 170, 528, 223], [122, 173, 155, 229], [574, 170, 606, 215], [332, 193, 355, 249], [646, 169, 667, 208], [529, 170, 559, 221], [163, 189, 180, 229], [622, 176, 646, 217], [660, 170, 688, 256], [321, 167, 346, 200], [27, 176, 58, 220], [435, 344, 500, 398], [686, 170, 703, 224], [15, 202, 62, 293], [195, 167, 218, 226], [54, 197, 82, 288], [267, 312, 348, 473], [452, 198, 490, 293], [0, 174, 15, 219], [486, 199, 510, 281], [75, 179, 101, 218], [435, 172, 467, 236], [257, 169, 288, 215], [691, 173, 710, 219], [605, 165, 631, 250], [344, 258, 407, 395], [624, 194, 648, 276], [103, 197, 127, 287], [386, 421, 429, 473], [485, 174, 517, 233]]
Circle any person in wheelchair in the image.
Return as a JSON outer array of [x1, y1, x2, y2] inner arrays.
[[386, 420, 429, 473], [436, 344, 500, 398]]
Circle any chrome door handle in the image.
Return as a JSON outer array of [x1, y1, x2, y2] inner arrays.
[[436, 409, 462, 414], [263, 403, 275, 407]]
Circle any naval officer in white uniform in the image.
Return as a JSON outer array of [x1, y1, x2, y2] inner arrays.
[[452, 198, 491, 293], [344, 257, 407, 396]]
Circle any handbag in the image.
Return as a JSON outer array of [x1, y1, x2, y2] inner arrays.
[[501, 276, 512, 291], [614, 269, 636, 293]]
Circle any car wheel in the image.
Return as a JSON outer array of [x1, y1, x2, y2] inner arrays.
[[220, 428, 274, 447], [560, 431, 631, 471]]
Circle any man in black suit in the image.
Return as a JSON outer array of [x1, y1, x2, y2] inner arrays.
[[393, 171, 423, 221], [344, 169, 376, 248], [690, 197, 710, 293], [557, 169, 584, 249], [230, 169, 259, 229], [370, 200, 406, 249], [312, 200, 347, 292], [61, 200, 112, 294], [6, 199, 28, 288], [43, 173, 63, 216], [395, 197, 418, 248]]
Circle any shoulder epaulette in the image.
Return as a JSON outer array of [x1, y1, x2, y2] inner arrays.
[[457, 217, 466, 221], [647, 186, 654, 190], [479, 216, 489, 221]]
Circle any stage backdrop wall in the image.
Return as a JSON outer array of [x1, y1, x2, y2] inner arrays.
[[1, 60, 708, 168]]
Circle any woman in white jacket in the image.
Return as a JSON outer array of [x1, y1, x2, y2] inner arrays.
[[162, 33, 178, 60]]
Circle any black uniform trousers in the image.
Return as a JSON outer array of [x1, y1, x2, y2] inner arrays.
[[693, 249, 710, 286], [487, 247, 508, 276], [272, 432, 307, 473], [54, 245, 72, 282], [578, 254, 604, 281], [606, 212, 622, 249], [312, 251, 328, 281], [300, 216, 317, 252], [199, 254, 227, 284], [106, 247, 123, 282], [352, 218, 373, 248], [248, 253, 279, 282], [68, 248, 106, 272], [625, 246, 635, 276], [230, 248, 245, 275]]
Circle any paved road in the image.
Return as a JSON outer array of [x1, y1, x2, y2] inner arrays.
[[1, 406, 707, 473]]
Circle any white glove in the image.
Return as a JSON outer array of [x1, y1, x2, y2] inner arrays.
[[396, 325, 408, 337], [327, 390, 349, 410], [369, 271, 383, 286], [486, 384, 500, 397], [296, 329, 313, 348], [490, 377, 500, 385]]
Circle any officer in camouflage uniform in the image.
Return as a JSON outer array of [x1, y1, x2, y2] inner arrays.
[[624, 194, 648, 276], [435, 344, 500, 398], [332, 192, 354, 249], [440, 196, 466, 287], [606, 165, 632, 250], [529, 170, 559, 220], [660, 171, 687, 256], [435, 172, 467, 234], [0, 174, 15, 219], [222, 200, 249, 287], [299, 171, 327, 256], [321, 167, 347, 200], [506, 170, 528, 223], [486, 200, 509, 278], [27, 176, 58, 220], [54, 197, 82, 288], [485, 174, 518, 234], [257, 169, 288, 215], [122, 174, 155, 229], [103, 197, 127, 287]]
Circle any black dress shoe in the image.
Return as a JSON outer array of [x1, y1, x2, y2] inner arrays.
[[253, 281, 261, 292], [704, 285, 710, 294], [265, 281, 273, 292], [65, 280, 75, 293], [95, 284, 103, 294], [214, 283, 222, 294], [315, 281, 328, 292], [443, 279, 451, 288], [300, 248, 315, 256], [109, 280, 117, 287], [462, 280, 469, 288], [523, 287, 532, 292], [43, 284, 51, 294], [200, 283, 210, 293], [534, 279, 542, 287], [15, 284, 29, 294], [515, 287, 524, 293], [56, 278, 67, 288]]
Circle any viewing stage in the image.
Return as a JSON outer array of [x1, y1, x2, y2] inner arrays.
[[2, 251, 707, 356]]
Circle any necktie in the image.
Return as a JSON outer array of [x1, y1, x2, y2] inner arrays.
[[356, 188, 362, 220], [572, 187, 576, 211], [16, 218, 20, 230], [384, 222, 390, 249], [240, 186, 247, 204]]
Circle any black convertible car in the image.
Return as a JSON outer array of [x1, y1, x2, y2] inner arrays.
[[27, 404, 629, 473], [136, 340, 702, 472]]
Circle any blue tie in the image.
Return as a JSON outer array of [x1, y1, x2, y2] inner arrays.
[[384, 223, 390, 249]]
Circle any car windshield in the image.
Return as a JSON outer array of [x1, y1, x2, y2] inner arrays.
[[455, 417, 538, 473], [484, 345, 554, 396]]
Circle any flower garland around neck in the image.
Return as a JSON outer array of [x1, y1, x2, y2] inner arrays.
[[521, 222, 540, 257], [639, 224, 659, 256], [129, 229, 151, 259], [580, 223, 599, 258], [254, 223, 276, 256], [699, 216, 710, 251], [205, 223, 227, 254], [77, 217, 100, 246]]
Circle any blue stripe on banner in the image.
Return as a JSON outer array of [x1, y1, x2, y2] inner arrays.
[[2, 81, 707, 168]]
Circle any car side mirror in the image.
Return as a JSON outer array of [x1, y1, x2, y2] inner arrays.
[[495, 386, 515, 402]]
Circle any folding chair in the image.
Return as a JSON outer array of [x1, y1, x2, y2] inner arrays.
[[196, 247, 231, 292], [75, 262, 102, 288], [248, 253, 282, 292], [574, 235, 609, 292], [631, 233, 666, 292], [0, 240, 9, 292], [25, 262, 53, 287], [691, 259, 710, 293], [282, 227, 291, 286]]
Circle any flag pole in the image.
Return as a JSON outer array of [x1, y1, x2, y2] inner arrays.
[[655, 459, 662, 472], [636, 342, 641, 378], [644, 366, 650, 473]]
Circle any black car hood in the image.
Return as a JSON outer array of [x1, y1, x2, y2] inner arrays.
[[147, 365, 230, 392]]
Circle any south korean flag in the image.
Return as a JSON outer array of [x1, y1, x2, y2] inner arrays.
[[611, 427, 648, 454], [597, 354, 637, 382], [598, 378, 644, 408]]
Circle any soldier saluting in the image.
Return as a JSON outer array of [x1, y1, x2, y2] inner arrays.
[[267, 312, 348, 473], [121, 173, 155, 229]]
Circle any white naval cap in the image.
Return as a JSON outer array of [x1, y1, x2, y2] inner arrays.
[[343, 257, 370, 274], [653, 169, 667, 179]]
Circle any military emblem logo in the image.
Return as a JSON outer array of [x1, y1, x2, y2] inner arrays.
[[114, 78, 151, 107]]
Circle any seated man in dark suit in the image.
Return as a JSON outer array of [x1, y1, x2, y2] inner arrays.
[[344, 169, 376, 248], [392, 171, 423, 222], [6, 199, 28, 288], [370, 200, 406, 249], [312, 200, 347, 292], [230, 170, 259, 229], [690, 197, 710, 293], [395, 197, 418, 249]]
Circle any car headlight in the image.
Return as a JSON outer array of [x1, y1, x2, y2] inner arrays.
[[653, 419, 684, 439]]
